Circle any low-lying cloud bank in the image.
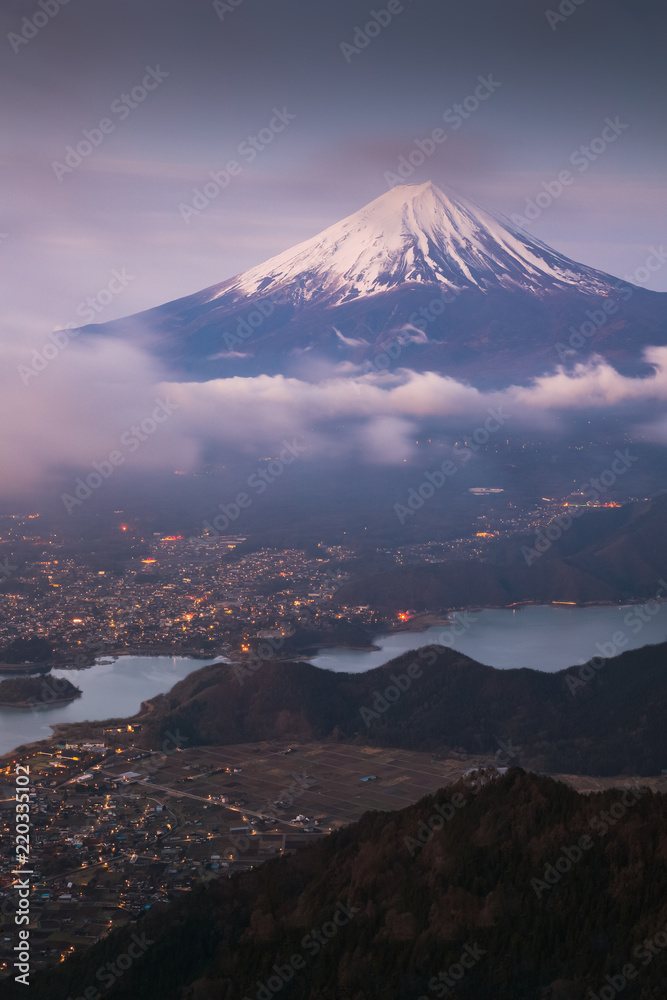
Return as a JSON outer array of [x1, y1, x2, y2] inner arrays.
[[4, 334, 667, 496]]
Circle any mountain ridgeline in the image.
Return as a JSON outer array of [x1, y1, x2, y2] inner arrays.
[[140, 640, 667, 776], [10, 770, 667, 1000], [335, 494, 667, 610], [83, 181, 667, 386]]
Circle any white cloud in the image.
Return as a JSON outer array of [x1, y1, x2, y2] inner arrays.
[[4, 335, 667, 496]]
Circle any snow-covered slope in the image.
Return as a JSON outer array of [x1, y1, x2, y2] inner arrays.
[[85, 180, 666, 387], [214, 181, 609, 305]]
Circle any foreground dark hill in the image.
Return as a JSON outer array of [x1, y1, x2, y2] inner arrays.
[[141, 641, 667, 775], [335, 495, 667, 610], [13, 771, 667, 1000], [83, 182, 667, 386]]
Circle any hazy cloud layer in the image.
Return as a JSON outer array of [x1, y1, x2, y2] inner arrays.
[[4, 335, 667, 496]]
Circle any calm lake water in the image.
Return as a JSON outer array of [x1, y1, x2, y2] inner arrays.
[[0, 655, 218, 759], [2, 604, 666, 758], [308, 604, 667, 674]]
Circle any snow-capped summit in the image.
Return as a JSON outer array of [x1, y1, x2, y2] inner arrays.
[[85, 181, 666, 387], [216, 180, 609, 305]]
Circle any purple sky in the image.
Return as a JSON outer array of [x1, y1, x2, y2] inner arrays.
[[1, 0, 665, 351], [1, 0, 666, 504]]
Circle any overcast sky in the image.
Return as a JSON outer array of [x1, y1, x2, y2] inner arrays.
[[2, 0, 667, 504], [2, 0, 666, 348]]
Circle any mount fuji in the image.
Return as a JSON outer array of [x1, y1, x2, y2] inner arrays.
[[218, 180, 612, 301], [87, 181, 667, 386]]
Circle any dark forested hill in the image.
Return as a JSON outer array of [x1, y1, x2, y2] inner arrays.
[[0, 675, 80, 705], [10, 770, 667, 1000], [139, 640, 667, 775]]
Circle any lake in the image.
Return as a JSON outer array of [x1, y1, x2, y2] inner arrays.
[[0, 655, 218, 759], [2, 604, 665, 758], [307, 603, 667, 674]]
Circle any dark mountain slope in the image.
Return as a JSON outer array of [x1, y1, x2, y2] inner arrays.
[[82, 182, 667, 386], [10, 771, 667, 1000], [140, 640, 667, 775]]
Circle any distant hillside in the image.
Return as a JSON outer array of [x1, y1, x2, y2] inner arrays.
[[139, 641, 667, 775], [334, 495, 667, 610], [12, 770, 667, 1000]]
